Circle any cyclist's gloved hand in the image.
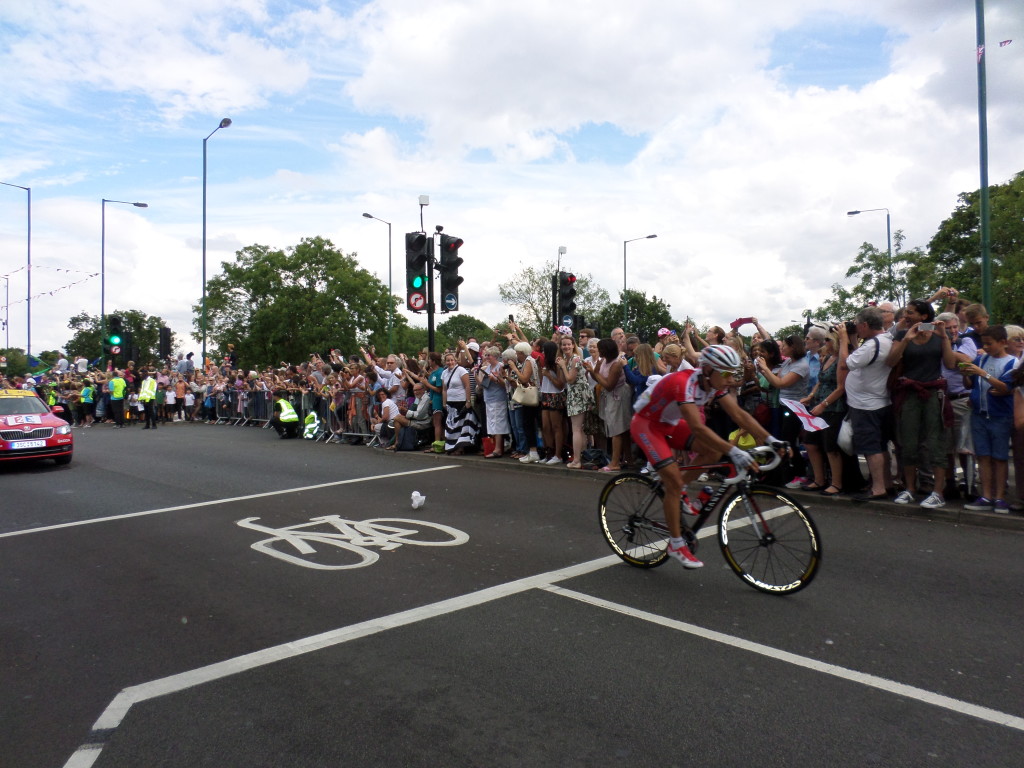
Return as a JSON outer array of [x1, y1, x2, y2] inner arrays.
[[766, 435, 789, 455], [728, 446, 758, 471]]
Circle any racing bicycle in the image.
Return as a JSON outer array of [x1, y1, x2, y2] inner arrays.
[[598, 446, 821, 594]]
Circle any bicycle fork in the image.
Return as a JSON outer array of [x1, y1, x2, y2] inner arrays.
[[737, 493, 773, 544]]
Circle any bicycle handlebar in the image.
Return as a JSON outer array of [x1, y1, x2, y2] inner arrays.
[[723, 444, 785, 485]]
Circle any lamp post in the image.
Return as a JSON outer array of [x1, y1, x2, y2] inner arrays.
[[101, 199, 149, 365], [1, 274, 9, 350], [1, 182, 30, 356], [203, 117, 232, 370], [847, 208, 893, 302], [362, 212, 393, 354], [623, 234, 657, 327]]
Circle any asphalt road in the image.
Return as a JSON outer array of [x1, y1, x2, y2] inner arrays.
[[2, 422, 1023, 767]]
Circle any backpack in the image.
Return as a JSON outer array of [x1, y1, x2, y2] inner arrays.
[[395, 426, 418, 452], [581, 447, 609, 469]]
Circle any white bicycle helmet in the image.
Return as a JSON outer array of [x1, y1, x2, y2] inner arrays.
[[699, 344, 742, 374]]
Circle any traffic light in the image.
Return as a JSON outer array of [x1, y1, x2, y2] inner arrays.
[[106, 315, 124, 357], [405, 232, 429, 312], [122, 332, 138, 363], [437, 234, 464, 313], [557, 272, 577, 326], [159, 326, 172, 358]]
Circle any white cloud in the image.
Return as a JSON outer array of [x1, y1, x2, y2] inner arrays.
[[2, 0, 1024, 356]]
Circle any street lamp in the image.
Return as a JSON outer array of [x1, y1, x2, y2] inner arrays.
[[1, 181, 31, 356], [101, 199, 149, 365], [623, 234, 657, 327], [1, 274, 9, 350], [203, 117, 232, 370], [362, 212, 393, 354], [847, 208, 893, 302]]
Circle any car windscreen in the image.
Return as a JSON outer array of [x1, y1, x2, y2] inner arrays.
[[0, 396, 49, 416]]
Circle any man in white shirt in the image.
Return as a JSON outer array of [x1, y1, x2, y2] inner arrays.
[[877, 302, 897, 335], [838, 306, 894, 502], [391, 382, 431, 450], [371, 388, 401, 444]]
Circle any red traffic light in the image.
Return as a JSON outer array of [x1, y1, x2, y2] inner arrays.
[[566, 274, 576, 283]]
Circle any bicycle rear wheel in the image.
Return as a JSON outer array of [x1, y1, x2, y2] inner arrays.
[[598, 473, 670, 567], [718, 485, 821, 594]]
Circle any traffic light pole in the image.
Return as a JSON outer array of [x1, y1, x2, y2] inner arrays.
[[427, 235, 436, 353]]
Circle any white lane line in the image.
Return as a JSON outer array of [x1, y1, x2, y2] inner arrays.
[[63, 553, 623, 768], [541, 584, 1024, 733], [1, 466, 460, 539]]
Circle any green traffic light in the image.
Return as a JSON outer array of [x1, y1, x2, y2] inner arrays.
[[411, 275, 425, 289], [109, 334, 122, 345]]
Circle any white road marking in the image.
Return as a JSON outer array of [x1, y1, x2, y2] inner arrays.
[[59, 496, 1023, 767], [1, 466, 460, 539], [62, 554, 623, 768], [541, 584, 1024, 733]]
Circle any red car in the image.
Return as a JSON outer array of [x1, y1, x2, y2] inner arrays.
[[0, 388, 74, 465]]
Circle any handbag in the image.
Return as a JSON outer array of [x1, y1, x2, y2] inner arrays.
[[837, 415, 854, 455], [511, 383, 539, 406]]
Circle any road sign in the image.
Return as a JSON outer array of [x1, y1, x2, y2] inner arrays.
[[409, 292, 426, 311], [562, 315, 573, 327], [0, 355, 6, 368], [444, 293, 458, 311]]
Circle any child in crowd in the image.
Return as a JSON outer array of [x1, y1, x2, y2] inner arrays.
[[164, 383, 176, 423], [155, 382, 168, 422], [963, 325, 1016, 512]]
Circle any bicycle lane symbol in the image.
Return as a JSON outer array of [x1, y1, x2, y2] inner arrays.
[[236, 515, 470, 570]]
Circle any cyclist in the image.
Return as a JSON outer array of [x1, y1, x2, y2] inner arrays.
[[630, 344, 788, 569]]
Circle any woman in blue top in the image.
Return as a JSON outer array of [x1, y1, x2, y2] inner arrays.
[[423, 352, 445, 450]]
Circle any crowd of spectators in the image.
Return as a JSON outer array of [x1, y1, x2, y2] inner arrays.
[[4, 288, 1023, 513]]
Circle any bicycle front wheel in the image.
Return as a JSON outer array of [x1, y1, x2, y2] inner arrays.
[[598, 473, 670, 568], [718, 486, 821, 594]]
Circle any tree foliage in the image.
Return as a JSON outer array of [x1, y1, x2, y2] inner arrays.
[[813, 230, 923, 321], [498, 260, 610, 338], [914, 170, 1024, 323], [0, 348, 30, 377], [435, 314, 496, 351], [193, 236, 394, 369], [595, 289, 675, 343]]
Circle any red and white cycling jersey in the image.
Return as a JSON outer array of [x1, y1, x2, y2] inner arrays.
[[634, 369, 727, 426]]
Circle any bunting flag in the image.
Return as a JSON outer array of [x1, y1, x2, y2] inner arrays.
[[977, 44, 985, 63], [0, 272, 99, 310], [1000, 40, 1012, 47], [2, 265, 101, 278]]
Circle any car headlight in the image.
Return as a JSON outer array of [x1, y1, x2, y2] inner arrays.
[[56, 425, 72, 435]]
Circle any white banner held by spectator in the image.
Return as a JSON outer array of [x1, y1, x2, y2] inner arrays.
[[781, 399, 828, 432]]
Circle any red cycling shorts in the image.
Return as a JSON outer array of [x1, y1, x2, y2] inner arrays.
[[631, 414, 694, 470]]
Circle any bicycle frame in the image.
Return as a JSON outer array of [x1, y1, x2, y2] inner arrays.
[[648, 456, 767, 539]]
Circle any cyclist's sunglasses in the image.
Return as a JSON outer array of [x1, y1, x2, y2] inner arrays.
[[717, 368, 743, 381]]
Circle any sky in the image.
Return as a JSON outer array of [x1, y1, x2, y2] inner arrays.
[[1, 0, 1022, 358]]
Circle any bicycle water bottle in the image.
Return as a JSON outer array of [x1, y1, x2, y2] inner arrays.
[[697, 485, 713, 511]]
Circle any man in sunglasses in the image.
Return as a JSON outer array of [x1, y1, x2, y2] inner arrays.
[[631, 344, 787, 569]]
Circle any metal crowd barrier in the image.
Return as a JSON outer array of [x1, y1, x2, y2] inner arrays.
[[208, 388, 375, 444]]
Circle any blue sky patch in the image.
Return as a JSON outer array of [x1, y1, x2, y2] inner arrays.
[[769, 16, 901, 90], [562, 122, 648, 164]]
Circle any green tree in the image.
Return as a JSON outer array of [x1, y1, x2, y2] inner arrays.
[[813, 230, 923, 321], [435, 314, 496, 351], [65, 310, 169, 366], [1, 348, 29, 378], [914, 170, 1024, 323], [596, 289, 674, 342], [193, 236, 393, 369], [498, 260, 610, 338]]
